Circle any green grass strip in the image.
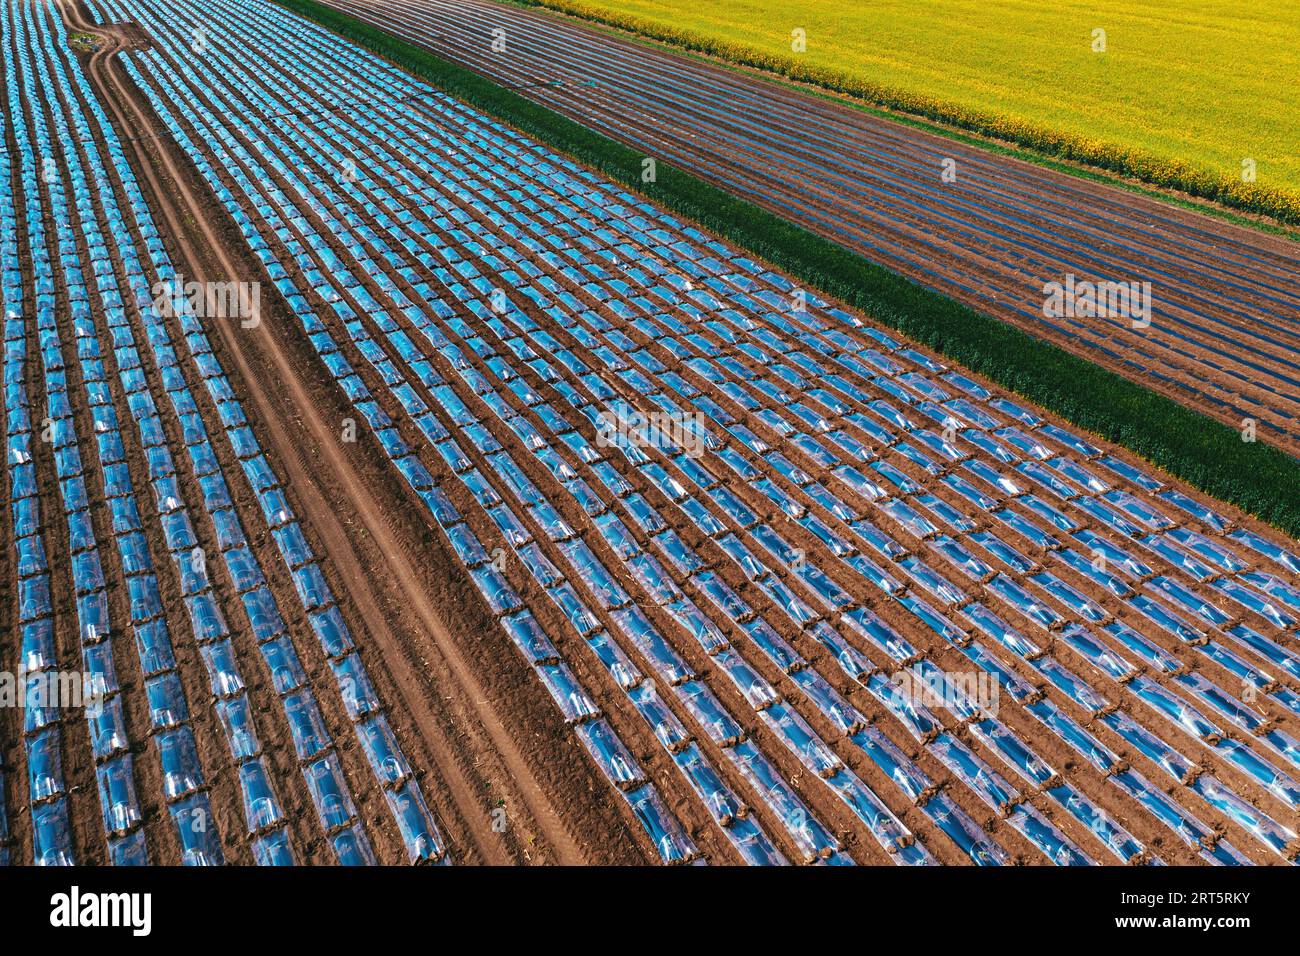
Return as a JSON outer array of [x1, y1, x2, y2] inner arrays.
[[272, 0, 1300, 538]]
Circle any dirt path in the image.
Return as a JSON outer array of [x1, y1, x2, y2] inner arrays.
[[61, 0, 614, 865]]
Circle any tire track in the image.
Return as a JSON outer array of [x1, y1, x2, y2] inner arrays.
[[63, 0, 602, 865]]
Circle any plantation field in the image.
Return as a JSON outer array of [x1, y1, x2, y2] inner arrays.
[[516, 0, 1300, 216]]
